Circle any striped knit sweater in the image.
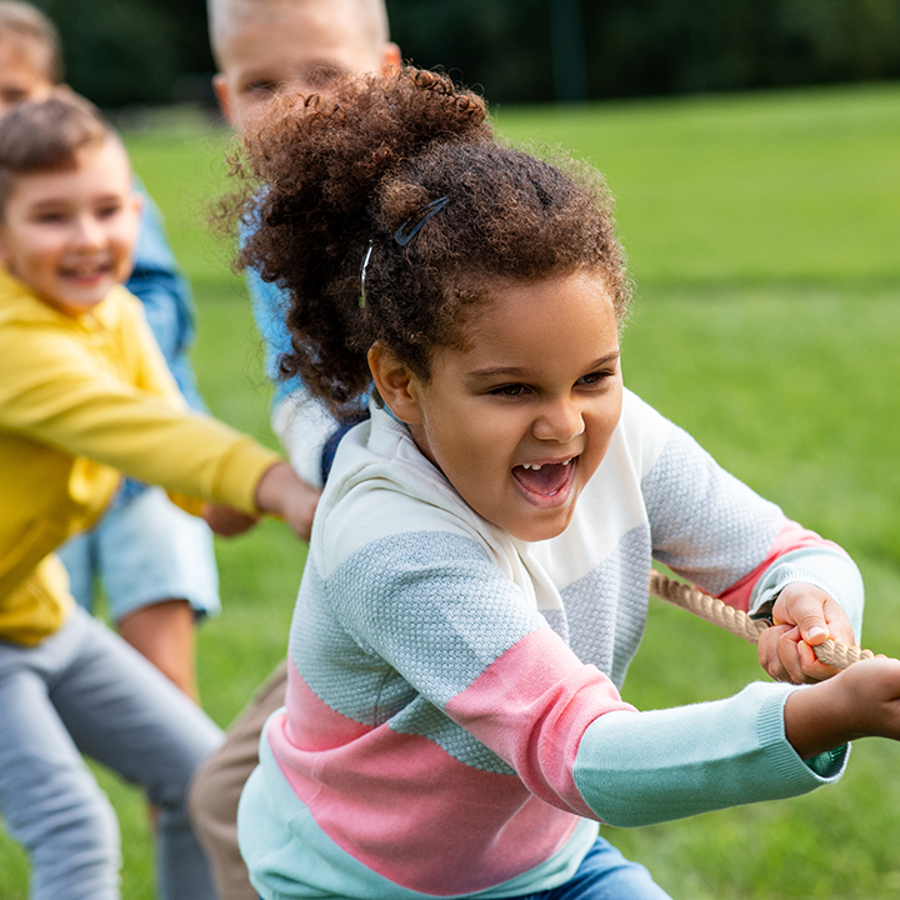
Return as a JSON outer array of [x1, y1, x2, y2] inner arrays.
[[238, 389, 862, 900]]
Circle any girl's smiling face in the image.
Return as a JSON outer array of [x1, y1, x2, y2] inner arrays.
[[372, 270, 623, 542]]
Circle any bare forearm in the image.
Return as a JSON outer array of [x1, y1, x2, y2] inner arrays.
[[784, 658, 900, 758], [254, 461, 320, 540]]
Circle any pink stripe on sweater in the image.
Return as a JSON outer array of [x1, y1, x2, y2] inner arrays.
[[282, 654, 373, 753], [717, 518, 848, 611], [268, 654, 585, 895], [445, 627, 635, 818]]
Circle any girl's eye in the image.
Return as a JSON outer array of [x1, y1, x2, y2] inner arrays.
[[97, 204, 122, 219], [578, 371, 609, 387], [490, 384, 529, 398], [34, 212, 65, 224]]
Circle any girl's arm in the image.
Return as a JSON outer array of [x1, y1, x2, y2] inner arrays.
[[323, 527, 848, 830], [784, 657, 900, 757], [636, 398, 863, 685]]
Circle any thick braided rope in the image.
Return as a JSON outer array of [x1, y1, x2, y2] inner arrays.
[[647, 569, 876, 669]]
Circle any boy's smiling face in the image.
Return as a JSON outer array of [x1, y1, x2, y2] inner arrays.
[[213, 1, 400, 136], [373, 270, 624, 542], [0, 135, 141, 316]]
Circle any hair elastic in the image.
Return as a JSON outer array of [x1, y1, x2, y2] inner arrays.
[[358, 195, 451, 308]]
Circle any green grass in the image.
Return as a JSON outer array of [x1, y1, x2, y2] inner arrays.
[[5, 81, 900, 898], [495, 83, 900, 287]]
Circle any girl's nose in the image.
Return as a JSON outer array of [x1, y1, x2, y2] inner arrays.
[[533, 398, 585, 443]]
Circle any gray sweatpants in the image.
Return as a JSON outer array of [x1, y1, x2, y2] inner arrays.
[[0, 606, 223, 900]]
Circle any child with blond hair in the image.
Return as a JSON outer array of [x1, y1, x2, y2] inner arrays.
[[0, 89, 316, 900], [187, 3, 400, 896]]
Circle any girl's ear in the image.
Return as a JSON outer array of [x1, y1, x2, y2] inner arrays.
[[368, 342, 424, 424]]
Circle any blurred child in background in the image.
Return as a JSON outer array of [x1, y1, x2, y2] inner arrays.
[[0, 0, 220, 701], [209, 0, 400, 487], [0, 89, 316, 900], [187, 3, 399, 897]]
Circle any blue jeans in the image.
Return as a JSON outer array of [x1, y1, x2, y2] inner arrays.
[[518, 836, 672, 900], [0, 607, 223, 900]]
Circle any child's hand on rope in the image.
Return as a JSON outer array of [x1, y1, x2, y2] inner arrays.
[[757, 582, 857, 684], [784, 657, 900, 758]]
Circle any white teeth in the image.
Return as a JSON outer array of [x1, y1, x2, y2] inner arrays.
[[521, 458, 573, 470]]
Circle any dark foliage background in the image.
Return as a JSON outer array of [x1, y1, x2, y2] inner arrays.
[[34, 0, 215, 108], [31, 0, 900, 109]]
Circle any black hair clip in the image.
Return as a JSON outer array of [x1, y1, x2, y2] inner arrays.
[[393, 195, 450, 246], [360, 196, 451, 309]]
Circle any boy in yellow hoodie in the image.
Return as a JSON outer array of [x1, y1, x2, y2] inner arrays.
[[0, 89, 318, 900]]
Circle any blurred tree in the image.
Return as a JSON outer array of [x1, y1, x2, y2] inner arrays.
[[386, 0, 555, 102], [22, 0, 900, 109], [388, 0, 900, 103], [34, 0, 214, 109], [582, 0, 900, 98], [550, 0, 588, 102]]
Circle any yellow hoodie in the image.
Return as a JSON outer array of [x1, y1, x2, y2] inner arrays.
[[0, 268, 280, 644]]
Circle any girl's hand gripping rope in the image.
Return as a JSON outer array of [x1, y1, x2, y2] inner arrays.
[[646, 570, 900, 757], [647, 569, 876, 677], [757, 582, 859, 684]]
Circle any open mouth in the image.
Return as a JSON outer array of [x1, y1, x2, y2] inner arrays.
[[60, 260, 112, 281], [511, 457, 576, 499]]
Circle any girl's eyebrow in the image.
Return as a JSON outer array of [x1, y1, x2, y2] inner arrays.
[[467, 351, 620, 380]]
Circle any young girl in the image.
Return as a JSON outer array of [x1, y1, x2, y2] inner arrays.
[[230, 68, 900, 900]]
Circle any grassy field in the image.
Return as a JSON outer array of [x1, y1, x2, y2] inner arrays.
[[4, 81, 900, 897]]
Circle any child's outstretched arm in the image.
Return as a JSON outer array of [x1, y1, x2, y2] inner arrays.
[[253, 461, 321, 541], [0, 293, 322, 541], [785, 657, 900, 757], [757, 581, 858, 684], [199, 463, 320, 540]]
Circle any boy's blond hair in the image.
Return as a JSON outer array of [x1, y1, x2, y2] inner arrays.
[[0, 1, 62, 84], [207, 0, 390, 67]]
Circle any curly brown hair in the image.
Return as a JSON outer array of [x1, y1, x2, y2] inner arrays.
[[231, 67, 630, 416]]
